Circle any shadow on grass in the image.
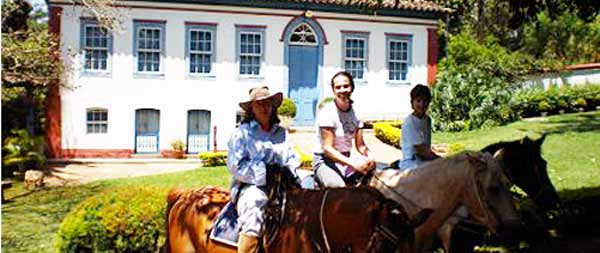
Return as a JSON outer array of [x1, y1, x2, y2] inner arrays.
[[540, 112, 600, 135]]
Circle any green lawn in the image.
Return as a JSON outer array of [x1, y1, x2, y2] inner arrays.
[[1, 167, 230, 253], [434, 111, 600, 191], [2, 111, 599, 252]]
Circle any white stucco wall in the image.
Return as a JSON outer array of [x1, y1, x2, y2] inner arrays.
[[55, 1, 437, 152], [523, 68, 600, 90]]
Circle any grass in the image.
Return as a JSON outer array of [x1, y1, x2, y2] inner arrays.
[[1, 166, 230, 253], [435, 111, 600, 191], [2, 111, 599, 252]]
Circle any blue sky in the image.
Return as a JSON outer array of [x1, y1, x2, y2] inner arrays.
[[29, 0, 48, 12]]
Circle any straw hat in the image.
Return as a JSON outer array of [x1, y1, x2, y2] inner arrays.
[[239, 86, 283, 111]]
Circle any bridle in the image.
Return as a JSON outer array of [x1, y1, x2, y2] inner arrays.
[[493, 148, 553, 208]]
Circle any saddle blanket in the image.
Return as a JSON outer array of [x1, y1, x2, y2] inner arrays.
[[209, 201, 240, 247]]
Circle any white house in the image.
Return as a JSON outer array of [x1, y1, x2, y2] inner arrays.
[[46, 0, 447, 158]]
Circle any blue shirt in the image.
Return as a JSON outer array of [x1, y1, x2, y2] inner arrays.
[[227, 120, 300, 187]]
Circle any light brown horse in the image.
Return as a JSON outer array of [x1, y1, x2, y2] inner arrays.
[[436, 135, 559, 252], [369, 152, 521, 253], [166, 186, 236, 253]]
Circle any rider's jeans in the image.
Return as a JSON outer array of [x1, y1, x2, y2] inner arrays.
[[236, 185, 268, 237], [312, 153, 347, 188]]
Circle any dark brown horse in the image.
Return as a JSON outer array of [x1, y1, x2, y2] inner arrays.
[[481, 134, 559, 209], [438, 135, 560, 252], [166, 166, 432, 253], [264, 166, 432, 253]]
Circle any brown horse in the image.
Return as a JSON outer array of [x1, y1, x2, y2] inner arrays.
[[437, 134, 560, 252], [166, 166, 432, 253], [370, 151, 521, 253], [263, 166, 432, 253], [166, 186, 236, 253]]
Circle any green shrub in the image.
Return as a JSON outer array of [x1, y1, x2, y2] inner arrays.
[[2, 129, 46, 176], [512, 84, 600, 117], [537, 100, 552, 112], [373, 122, 401, 149], [277, 98, 297, 118], [573, 97, 587, 108], [55, 186, 166, 252], [430, 31, 528, 132], [170, 139, 185, 151], [199, 151, 227, 166]]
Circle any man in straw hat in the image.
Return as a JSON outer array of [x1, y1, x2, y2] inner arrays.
[[227, 86, 301, 253]]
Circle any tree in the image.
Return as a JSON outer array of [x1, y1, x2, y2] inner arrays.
[[1, 0, 61, 137]]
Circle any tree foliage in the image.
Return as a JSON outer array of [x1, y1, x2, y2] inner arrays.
[[435, 0, 599, 66], [430, 32, 531, 131], [521, 10, 600, 65]]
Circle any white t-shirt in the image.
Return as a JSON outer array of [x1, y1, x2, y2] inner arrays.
[[314, 101, 363, 154], [399, 114, 432, 170]]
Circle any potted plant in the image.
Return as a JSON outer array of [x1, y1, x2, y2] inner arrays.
[[277, 98, 297, 131], [170, 139, 185, 159]]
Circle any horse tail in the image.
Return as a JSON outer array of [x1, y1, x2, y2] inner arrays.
[[165, 188, 186, 253]]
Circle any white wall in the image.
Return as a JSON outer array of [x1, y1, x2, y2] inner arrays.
[[56, 2, 436, 152], [524, 69, 600, 90]]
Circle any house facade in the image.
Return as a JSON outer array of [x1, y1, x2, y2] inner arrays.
[[46, 0, 447, 158]]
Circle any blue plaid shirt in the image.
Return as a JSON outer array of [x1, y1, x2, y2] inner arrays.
[[227, 120, 300, 189]]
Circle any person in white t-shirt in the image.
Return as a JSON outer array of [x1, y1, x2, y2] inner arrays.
[[398, 84, 440, 171], [312, 71, 376, 187]]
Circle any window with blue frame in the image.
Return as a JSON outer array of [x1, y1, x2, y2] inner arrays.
[[134, 20, 165, 74], [386, 34, 412, 82], [236, 26, 265, 77], [81, 19, 111, 72], [86, 108, 108, 134], [186, 24, 216, 75], [342, 32, 368, 80]]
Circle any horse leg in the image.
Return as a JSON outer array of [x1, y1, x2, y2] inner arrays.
[[438, 217, 460, 253]]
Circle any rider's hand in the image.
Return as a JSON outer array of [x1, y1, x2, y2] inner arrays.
[[353, 159, 375, 175]]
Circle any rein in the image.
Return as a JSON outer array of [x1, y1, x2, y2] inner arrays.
[[319, 189, 332, 253], [466, 158, 495, 229], [493, 148, 550, 208]]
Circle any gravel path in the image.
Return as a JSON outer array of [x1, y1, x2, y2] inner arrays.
[[43, 130, 402, 186]]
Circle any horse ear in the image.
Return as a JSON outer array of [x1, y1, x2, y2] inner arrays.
[[410, 208, 433, 227], [536, 134, 547, 146], [466, 153, 487, 171], [520, 136, 533, 145]]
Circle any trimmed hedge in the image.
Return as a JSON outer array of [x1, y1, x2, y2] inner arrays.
[[55, 186, 166, 252], [199, 151, 227, 166], [511, 84, 600, 117], [373, 121, 401, 149]]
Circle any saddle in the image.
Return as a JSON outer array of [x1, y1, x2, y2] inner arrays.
[[209, 169, 315, 247]]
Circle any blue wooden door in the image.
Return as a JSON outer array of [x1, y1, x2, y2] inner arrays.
[[135, 109, 160, 153], [187, 110, 211, 154], [288, 45, 318, 126]]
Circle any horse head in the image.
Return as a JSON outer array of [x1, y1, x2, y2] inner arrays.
[[482, 134, 560, 210], [465, 152, 521, 239]]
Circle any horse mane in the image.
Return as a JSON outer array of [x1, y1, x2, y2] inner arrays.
[[165, 186, 230, 251], [167, 186, 230, 211]]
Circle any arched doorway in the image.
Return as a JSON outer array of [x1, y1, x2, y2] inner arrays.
[[285, 18, 325, 126]]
